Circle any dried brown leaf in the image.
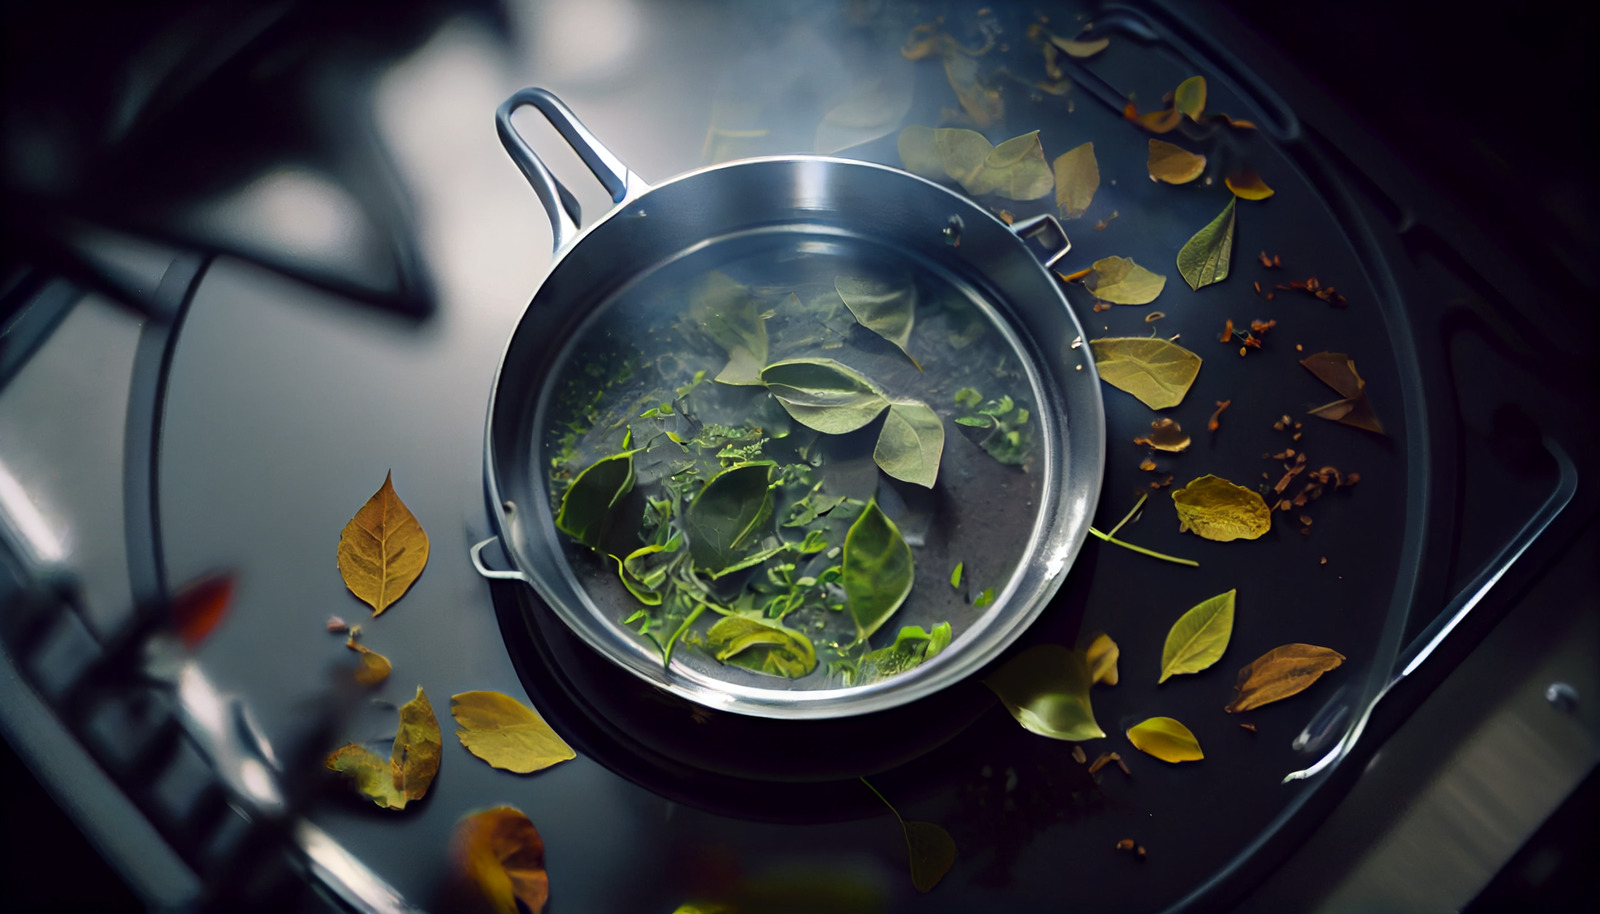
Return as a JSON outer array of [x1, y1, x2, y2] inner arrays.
[[1225, 644, 1346, 712], [1147, 139, 1206, 184], [337, 472, 429, 616], [447, 806, 550, 914], [1053, 142, 1099, 219]]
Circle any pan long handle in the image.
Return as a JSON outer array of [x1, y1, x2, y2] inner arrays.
[[495, 88, 646, 253]]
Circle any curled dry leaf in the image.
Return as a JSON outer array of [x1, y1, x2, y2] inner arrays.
[[1089, 337, 1202, 410], [447, 806, 549, 914], [1226, 167, 1275, 200], [1173, 76, 1206, 120], [1123, 101, 1182, 134], [1226, 643, 1346, 712], [1126, 716, 1204, 762], [1302, 352, 1384, 434], [1054, 35, 1110, 58], [325, 686, 441, 810], [984, 644, 1105, 741], [171, 573, 234, 648], [346, 634, 392, 686], [1159, 589, 1235, 683], [336, 472, 429, 616], [1147, 139, 1206, 184], [1177, 199, 1237, 291], [450, 691, 576, 774], [1134, 418, 1190, 452], [1085, 256, 1167, 305], [1085, 633, 1120, 686], [1053, 142, 1099, 219], [1171, 475, 1271, 541]]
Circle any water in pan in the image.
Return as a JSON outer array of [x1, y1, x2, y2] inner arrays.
[[538, 231, 1051, 692]]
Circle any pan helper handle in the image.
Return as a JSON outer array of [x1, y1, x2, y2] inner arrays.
[[496, 88, 646, 252], [1009, 213, 1072, 270]]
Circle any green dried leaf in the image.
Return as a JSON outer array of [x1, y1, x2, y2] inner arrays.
[[1226, 643, 1346, 713], [685, 463, 774, 573], [1171, 475, 1271, 542], [836, 274, 918, 366], [904, 821, 957, 892], [1147, 139, 1206, 184], [1085, 256, 1167, 305], [761, 358, 889, 434], [1088, 337, 1202, 410], [856, 622, 953, 682], [1159, 589, 1235, 683], [1174, 76, 1206, 120], [843, 499, 914, 639], [934, 128, 1053, 200], [450, 691, 576, 774], [874, 401, 945, 488], [325, 687, 441, 810], [1126, 716, 1203, 762], [983, 644, 1105, 741], [1052, 142, 1099, 219], [555, 451, 636, 548], [706, 613, 818, 678], [1177, 198, 1236, 290], [897, 125, 946, 180]]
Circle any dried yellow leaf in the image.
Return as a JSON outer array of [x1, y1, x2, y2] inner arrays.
[[325, 686, 441, 809], [448, 806, 550, 914], [346, 634, 391, 686], [1147, 139, 1206, 184], [1125, 716, 1203, 762], [1089, 337, 1202, 410], [1085, 256, 1167, 305], [1171, 475, 1271, 541], [1225, 167, 1275, 200], [336, 472, 429, 615], [450, 691, 576, 774], [1085, 633, 1119, 686], [1052, 142, 1099, 219]]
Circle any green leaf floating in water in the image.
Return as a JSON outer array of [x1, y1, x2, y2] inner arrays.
[[1126, 716, 1204, 762], [836, 274, 919, 367], [856, 622, 953, 683], [1089, 337, 1202, 410], [874, 401, 945, 488], [555, 451, 636, 548], [1171, 475, 1271, 541], [1177, 198, 1236, 290], [684, 462, 774, 573], [705, 612, 817, 678], [984, 644, 1105, 741], [690, 271, 768, 386], [761, 358, 889, 434], [615, 534, 682, 605], [1085, 256, 1168, 305], [843, 499, 914, 639], [1159, 589, 1235, 683]]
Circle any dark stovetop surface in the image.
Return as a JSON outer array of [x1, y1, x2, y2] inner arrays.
[[1, 2, 1595, 912]]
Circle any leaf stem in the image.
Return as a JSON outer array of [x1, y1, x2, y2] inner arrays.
[[1104, 491, 1148, 539], [661, 603, 707, 665], [859, 776, 905, 827], [1087, 526, 1198, 567]]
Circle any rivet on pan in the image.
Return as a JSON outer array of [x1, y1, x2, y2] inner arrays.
[[1545, 682, 1579, 713], [502, 501, 516, 514]]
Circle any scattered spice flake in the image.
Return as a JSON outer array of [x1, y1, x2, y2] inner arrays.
[[1072, 745, 1087, 764], [1320, 556, 1328, 565], [1218, 319, 1234, 343], [1240, 722, 1258, 732], [1145, 311, 1165, 323], [996, 208, 1016, 225], [1094, 211, 1119, 231], [1133, 418, 1190, 452], [1088, 751, 1125, 775], [327, 615, 349, 634], [1137, 845, 1147, 859], [1208, 400, 1231, 433], [1116, 838, 1135, 851], [1139, 457, 1157, 472], [1258, 251, 1281, 268], [1275, 276, 1348, 307], [1253, 281, 1262, 295], [1149, 474, 1174, 490], [1057, 267, 1093, 283], [1093, 302, 1112, 312]]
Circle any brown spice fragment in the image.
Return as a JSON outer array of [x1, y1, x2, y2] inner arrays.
[[327, 615, 349, 633], [1320, 556, 1328, 565], [1138, 457, 1157, 472], [1240, 722, 1258, 732], [1093, 301, 1112, 313], [1219, 318, 1234, 343], [1208, 399, 1231, 433], [1136, 845, 1147, 859], [1116, 839, 1135, 851], [1072, 744, 1087, 764], [1088, 751, 1124, 776], [1057, 266, 1092, 283]]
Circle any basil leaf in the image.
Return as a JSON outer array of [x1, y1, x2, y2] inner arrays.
[[555, 451, 635, 548], [836, 274, 919, 367], [705, 613, 817, 678], [685, 463, 774, 573], [1159, 589, 1235, 683], [1176, 198, 1236, 290], [873, 401, 945, 488], [843, 499, 914, 639], [761, 358, 889, 434]]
